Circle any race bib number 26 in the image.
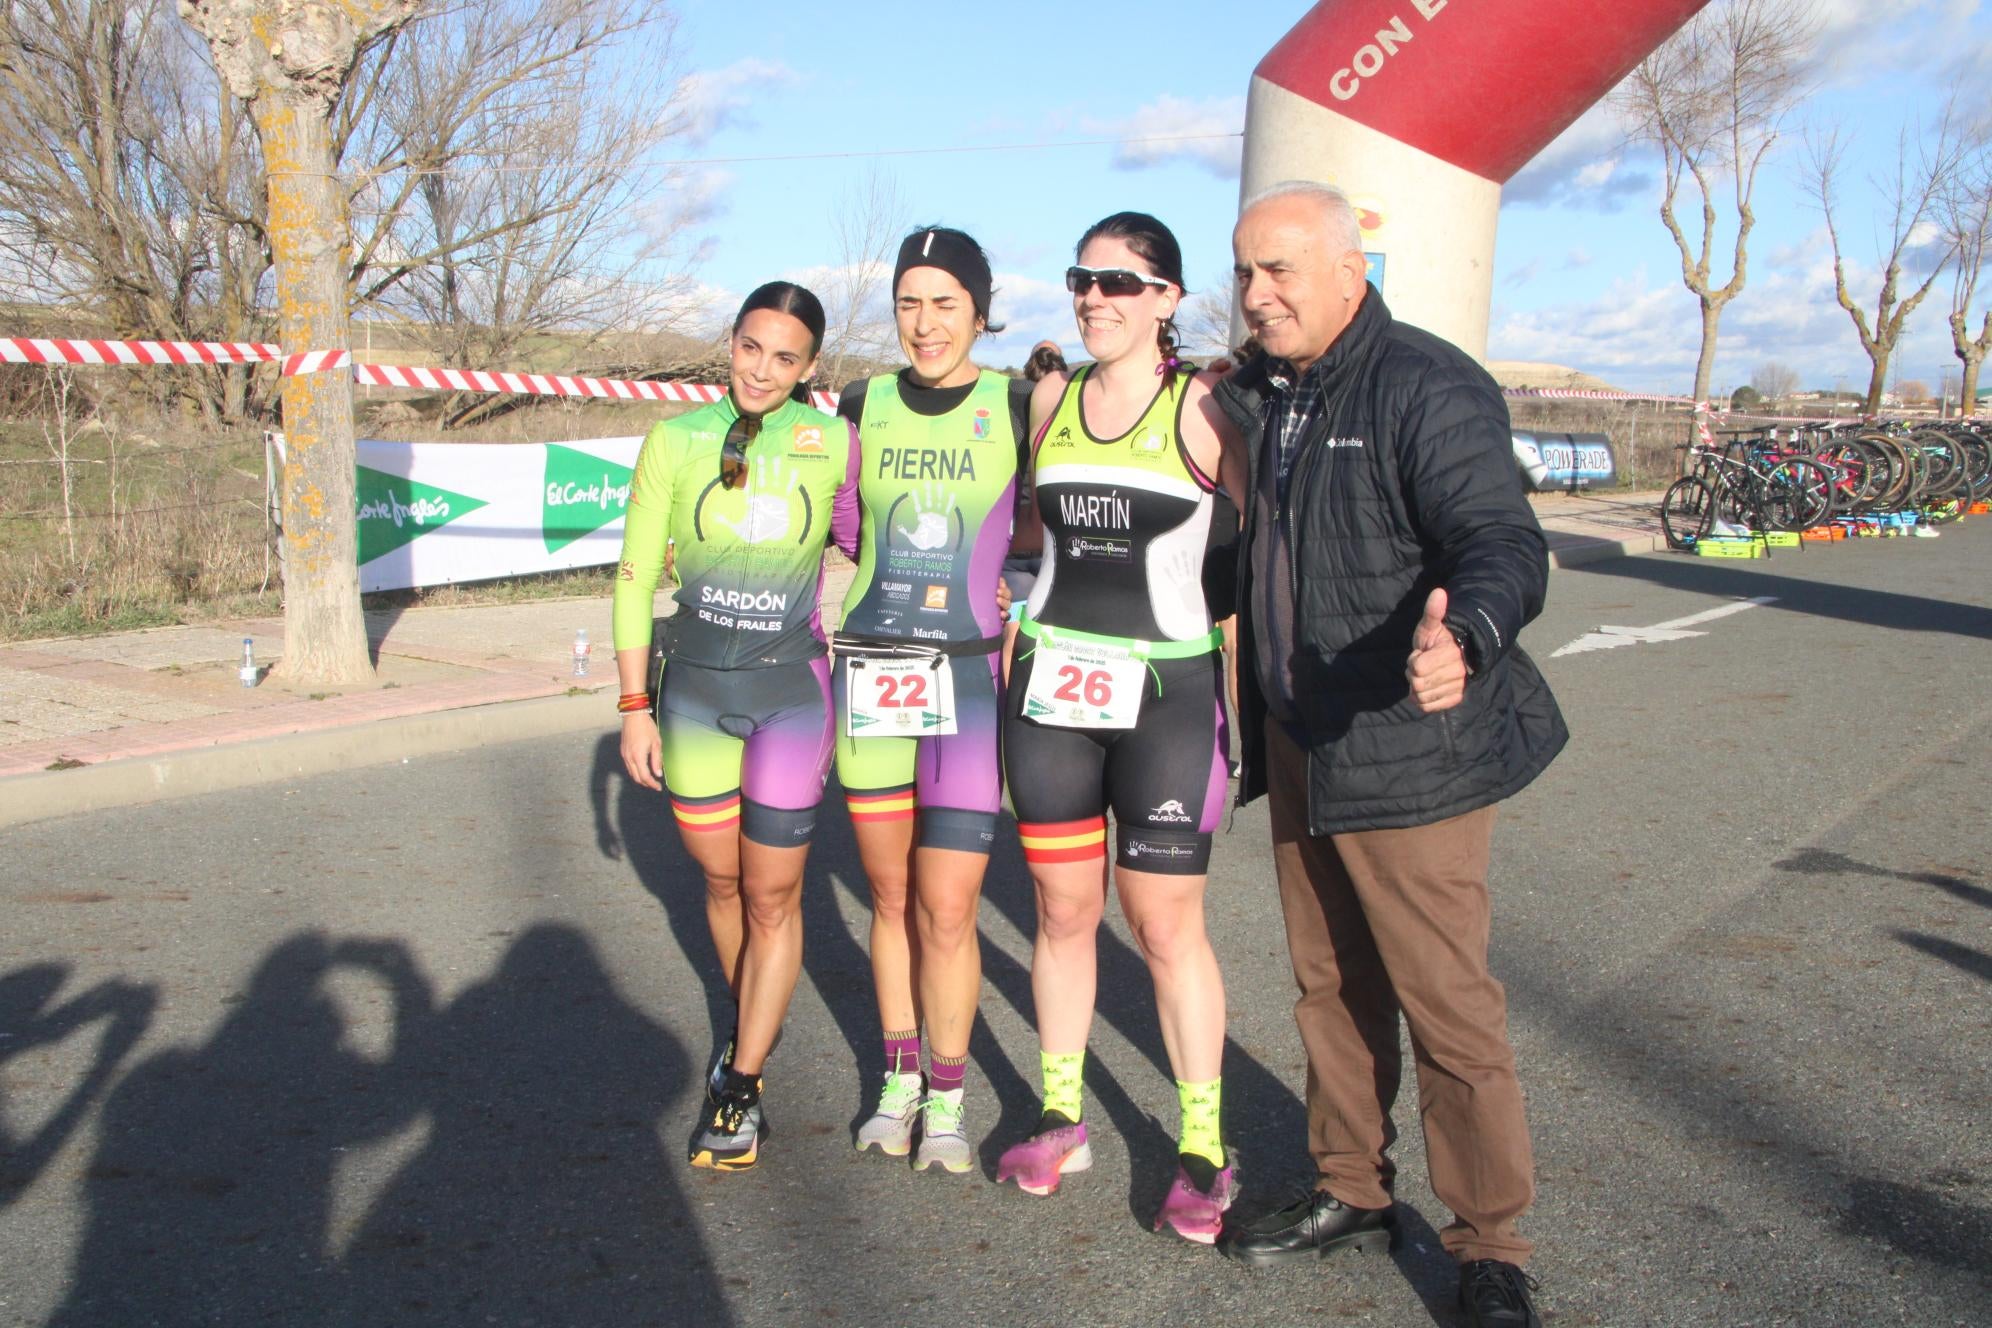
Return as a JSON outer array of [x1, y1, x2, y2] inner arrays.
[[1021, 639, 1146, 729], [845, 657, 957, 737]]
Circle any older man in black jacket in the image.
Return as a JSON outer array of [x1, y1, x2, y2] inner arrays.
[[1211, 181, 1565, 1328]]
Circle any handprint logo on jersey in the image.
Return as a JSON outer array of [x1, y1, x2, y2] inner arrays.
[[891, 482, 960, 552], [705, 454, 808, 545]]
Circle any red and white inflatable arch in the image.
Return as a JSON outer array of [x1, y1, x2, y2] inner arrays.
[[1242, 0, 1710, 359]]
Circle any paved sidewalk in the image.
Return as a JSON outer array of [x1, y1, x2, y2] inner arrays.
[[0, 492, 1660, 821]]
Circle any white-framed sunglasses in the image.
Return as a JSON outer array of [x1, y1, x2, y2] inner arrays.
[[1065, 265, 1171, 297]]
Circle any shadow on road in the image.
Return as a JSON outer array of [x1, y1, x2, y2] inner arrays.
[[969, 823, 1459, 1314], [46, 926, 729, 1326], [582, 731, 1467, 1321], [1568, 556, 1992, 641], [0, 965, 155, 1210], [1773, 848, 1992, 986], [1505, 843, 1992, 1289], [1776, 847, 1990, 911], [1893, 931, 1992, 984], [589, 735, 888, 1125]]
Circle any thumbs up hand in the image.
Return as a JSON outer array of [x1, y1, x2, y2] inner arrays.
[[1406, 587, 1469, 714]]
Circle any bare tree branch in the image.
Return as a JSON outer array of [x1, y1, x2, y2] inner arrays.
[[1940, 108, 1992, 415], [819, 167, 910, 392], [1612, 0, 1816, 404], [1805, 96, 1970, 413]]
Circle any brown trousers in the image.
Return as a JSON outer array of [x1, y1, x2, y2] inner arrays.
[[1265, 719, 1535, 1264]]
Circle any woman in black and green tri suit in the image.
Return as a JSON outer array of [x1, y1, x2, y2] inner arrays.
[[832, 227, 1034, 1174], [996, 213, 1248, 1244], [614, 282, 860, 1171]]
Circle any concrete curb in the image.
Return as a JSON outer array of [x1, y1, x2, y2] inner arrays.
[[1548, 532, 1664, 569], [0, 690, 612, 830]]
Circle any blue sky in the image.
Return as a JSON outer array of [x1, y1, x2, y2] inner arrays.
[[644, 0, 1992, 397]]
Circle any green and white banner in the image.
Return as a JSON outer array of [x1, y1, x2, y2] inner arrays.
[[274, 435, 643, 593]]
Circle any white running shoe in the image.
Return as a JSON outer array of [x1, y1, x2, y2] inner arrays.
[[914, 1089, 972, 1174], [855, 1069, 924, 1156]]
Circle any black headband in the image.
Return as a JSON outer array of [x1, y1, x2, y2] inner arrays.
[[892, 229, 993, 319]]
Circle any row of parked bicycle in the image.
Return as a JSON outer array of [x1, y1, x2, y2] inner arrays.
[[1658, 422, 1992, 550]]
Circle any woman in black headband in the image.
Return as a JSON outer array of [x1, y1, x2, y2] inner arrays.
[[830, 225, 1039, 1174]]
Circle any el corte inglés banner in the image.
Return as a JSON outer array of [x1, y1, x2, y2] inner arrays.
[[274, 436, 643, 593]]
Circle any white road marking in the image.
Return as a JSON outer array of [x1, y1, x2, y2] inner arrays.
[[1551, 596, 1778, 658]]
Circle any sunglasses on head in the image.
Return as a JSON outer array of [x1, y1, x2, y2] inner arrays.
[[1065, 265, 1169, 298], [720, 413, 762, 490]]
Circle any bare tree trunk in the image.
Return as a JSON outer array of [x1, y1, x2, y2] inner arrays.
[[1693, 299, 1724, 405], [258, 93, 371, 683], [1863, 360, 1890, 415], [1960, 359, 1981, 416], [182, 0, 422, 685]]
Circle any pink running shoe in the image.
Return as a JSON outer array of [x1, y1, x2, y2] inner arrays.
[[1154, 1162, 1238, 1244], [995, 1121, 1092, 1196]]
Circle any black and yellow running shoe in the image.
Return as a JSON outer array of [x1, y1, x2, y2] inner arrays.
[[690, 1073, 764, 1171]]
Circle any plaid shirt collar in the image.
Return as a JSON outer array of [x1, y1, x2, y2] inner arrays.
[[1264, 355, 1335, 496]]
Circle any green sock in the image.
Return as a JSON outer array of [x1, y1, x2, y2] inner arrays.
[[1040, 1049, 1085, 1122], [1176, 1077, 1224, 1166]]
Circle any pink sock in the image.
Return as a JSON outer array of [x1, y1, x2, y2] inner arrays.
[[884, 1029, 921, 1076], [928, 1051, 967, 1094]]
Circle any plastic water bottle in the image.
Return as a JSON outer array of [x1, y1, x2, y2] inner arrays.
[[238, 638, 257, 688], [572, 628, 590, 677]]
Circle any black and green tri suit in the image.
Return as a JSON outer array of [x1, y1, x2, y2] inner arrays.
[[1004, 367, 1228, 874]]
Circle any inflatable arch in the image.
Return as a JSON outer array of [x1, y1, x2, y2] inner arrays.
[[1241, 0, 1710, 359]]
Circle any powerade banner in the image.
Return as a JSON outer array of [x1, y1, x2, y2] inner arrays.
[[1511, 431, 1616, 492], [273, 435, 643, 592]]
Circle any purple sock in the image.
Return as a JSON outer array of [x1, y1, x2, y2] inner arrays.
[[928, 1051, 967, 1094], [884, 1029, 921, 1076]]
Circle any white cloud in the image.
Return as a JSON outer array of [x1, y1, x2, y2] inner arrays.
[[634, 167, 733, 240], [1807, 0, 1978, 84], [625, 276, 731, 337], [1502, 101, 1650, 210], [1083, 95, 1245, 180], [1503, 1, 1980, 213], [982, 271, 1075, 366], [673, 59, 802, 148], [1488, 233, 1964, 395]]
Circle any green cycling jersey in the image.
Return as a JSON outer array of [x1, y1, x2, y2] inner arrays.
[[613, 395, 861, 670]]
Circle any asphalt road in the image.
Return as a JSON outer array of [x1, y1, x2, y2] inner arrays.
[[2, 524, 1988, 1327]]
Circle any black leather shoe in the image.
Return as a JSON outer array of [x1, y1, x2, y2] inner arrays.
[[1216, 1190, 1395, 1266], [1458, 1259, 1542, 1328]]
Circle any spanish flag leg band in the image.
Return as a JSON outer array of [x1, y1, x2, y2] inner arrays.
[[1019, 817, 1108, 865], [671, 792, 741, 833], [847, 785, 916, 823]]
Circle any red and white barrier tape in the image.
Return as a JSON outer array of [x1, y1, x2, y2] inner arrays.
[[1502, 387, 1699, 404], [0, 336, 282, 367], [20, 334, 1911, 425], [354, 359, 841, 410], [3, 333, 841, 410], [355, 360, 721, 402]]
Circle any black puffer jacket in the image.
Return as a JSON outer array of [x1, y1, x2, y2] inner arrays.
[[1213, 287, 1566, 835]]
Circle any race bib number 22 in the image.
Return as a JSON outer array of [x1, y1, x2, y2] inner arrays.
[[845, 656, 957, 737]]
